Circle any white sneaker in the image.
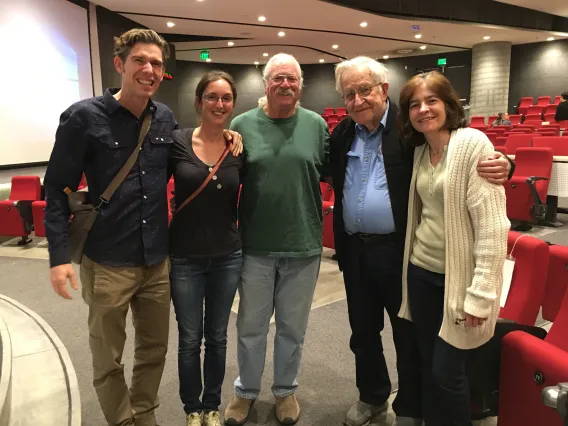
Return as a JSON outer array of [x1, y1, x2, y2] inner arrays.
[[187, 412, 203, 426], [203, 410, 221, 426]]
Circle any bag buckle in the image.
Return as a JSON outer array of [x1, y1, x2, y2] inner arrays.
[[95, 197, 109, 211]]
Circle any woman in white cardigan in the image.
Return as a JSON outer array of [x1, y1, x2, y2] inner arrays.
[[396, 71, 510, 426]]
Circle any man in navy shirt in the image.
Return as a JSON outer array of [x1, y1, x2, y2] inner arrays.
[[45, 29, 176, 426]]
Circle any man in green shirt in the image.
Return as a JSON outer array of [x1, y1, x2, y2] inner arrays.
[[224, 53, 330, 425]]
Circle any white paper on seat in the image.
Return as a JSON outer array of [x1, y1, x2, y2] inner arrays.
[[501, 258, 515, 308]]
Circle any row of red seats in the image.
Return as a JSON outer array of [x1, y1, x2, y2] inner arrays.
[[0, 175, 88, 243], [517, 95, 563, 116], [499, 236, 568, 426], [471, 115, 568, 128], [492, 134, 567, 155]]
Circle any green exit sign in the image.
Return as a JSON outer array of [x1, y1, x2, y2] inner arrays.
[[438, 58, 447, 66], [200, 50, 209, 60]]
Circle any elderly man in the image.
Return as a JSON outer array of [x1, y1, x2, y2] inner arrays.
[[223, 53, 329, 425], [329, 56, 512, 426]]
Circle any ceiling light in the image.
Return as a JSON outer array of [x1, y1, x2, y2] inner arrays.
[[254, 61, 259, 65], [332, 44, 339, 49], [483, 36, 490, 40], [196, 0, 205, 2], [206, 58, 211, 62], [383, 55, 389, 59], [228, 41, 234, 46], [360, 22, 368, 28], [420, 45, 427, 50], [258, 16, 266, 22], [319, 59, 325, 63], [167, 22, 175, 28], [547, 37, 555, 41], [415, 34, 422, 39], [278, 31, 285, 37], [263, 52, 269, 57]]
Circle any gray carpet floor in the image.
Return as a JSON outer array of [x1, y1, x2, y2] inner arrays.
[[0, 257, 397, 426]]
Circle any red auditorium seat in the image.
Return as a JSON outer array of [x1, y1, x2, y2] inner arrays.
[[524, 119, 543, 127], [505, 147, 553, 229], [324, 108, 335, 115], [0, 176, 41, 245], [546, 105, 558, 115], [545, 113, 558, 123], [322, 191, 335, 249], [499, 231, 549, 325], [495, 136, 507, 146], [469, 116, 485, 126], [326, 115, 338, 124], [167, 178, 175, 226], [508, 114, 522, 125], [78, 173, 88, 190], [495, 146, 508, 155], [557, 120, 568, 129], [498, 245, 568, 426], [517, 97, 533, 115], [336, 107, 347, 115], [488, 115, 498, 124], [505, 133, 533, 154], [537, 96, 552, 107], [553, 96, 562, 105], [532, 137, 568, 156], [31, 201, 46, 237], [320, 182, 333, 202], [525, 113, 543, 122], [527, 106, 544, 116]]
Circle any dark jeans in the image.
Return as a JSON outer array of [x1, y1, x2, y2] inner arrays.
[[170, 250, 243, 414], [407, 262, 472, 426], [341, 233, 422, 419]]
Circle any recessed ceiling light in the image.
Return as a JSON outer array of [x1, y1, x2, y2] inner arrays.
[[278, 31, 285, 37], [263, 52, 269, 57], [360, 21, 368, 28], [420, 45, 427, 50], [196, 0, 205, 2], [415, 34, 422, 39], [206, 58, 211, 62], [332, 44, 339, 49], [167, 22, 175, 28], [319, 59, 325, 63], [383, 55, 389, 59], [254, 61, 259, 65], [228, 41, 234, 46], [547, 37, 555, 41], [483, 36, 490, 40], [258, 16, 266, 22]]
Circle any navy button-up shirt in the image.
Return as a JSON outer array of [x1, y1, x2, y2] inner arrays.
[[343, 101, 396, 235], [44, 88, 178, 267]]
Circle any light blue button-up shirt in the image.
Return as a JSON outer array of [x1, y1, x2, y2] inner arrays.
[[343, 101, 396, 235]]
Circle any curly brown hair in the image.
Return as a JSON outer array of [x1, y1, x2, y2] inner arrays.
[[113, 28, 170, 63], [398, 71, 467, 147]]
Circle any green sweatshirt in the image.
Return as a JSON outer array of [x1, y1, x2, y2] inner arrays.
[[230, 106, 330, 257]]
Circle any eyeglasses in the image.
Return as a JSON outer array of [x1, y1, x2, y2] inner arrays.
[[342, 83, 382, 102], [203, 93, 234, 104], [270, 74, 299, 84]]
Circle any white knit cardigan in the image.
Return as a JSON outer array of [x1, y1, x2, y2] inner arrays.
[[398, 127, 511, 350]]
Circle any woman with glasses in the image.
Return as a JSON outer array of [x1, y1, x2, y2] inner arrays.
[[168, 70, 244, 426], [397, 71, 510, 425]]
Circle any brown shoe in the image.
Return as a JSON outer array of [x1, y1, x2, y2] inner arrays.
[[224, 396, 254, 425], [275, 394, 300, 425]]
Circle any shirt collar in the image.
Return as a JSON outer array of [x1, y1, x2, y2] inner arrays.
[[103, 88, 157, 116], [355, 99, 390, 138]]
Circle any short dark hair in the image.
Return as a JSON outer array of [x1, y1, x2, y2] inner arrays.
[[398, 71, 467, 147], [113, 28, 170, 63], [562, 92, 568, 101], [194, 70, 238, 115]]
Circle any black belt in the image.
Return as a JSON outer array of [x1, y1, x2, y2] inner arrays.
[[351, 232, 399, 244]]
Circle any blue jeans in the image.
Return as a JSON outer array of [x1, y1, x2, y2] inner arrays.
[[170, 250, 243, 414], [234, 254, 321, 399]]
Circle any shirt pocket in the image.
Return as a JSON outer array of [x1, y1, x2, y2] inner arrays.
[[97, 134, 132, 165], [146, 134, 173, 168], [344, 151, 360, 191], [373, 153, 388, 190]]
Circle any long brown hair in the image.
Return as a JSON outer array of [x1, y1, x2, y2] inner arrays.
[[398, 71, 467, 147]]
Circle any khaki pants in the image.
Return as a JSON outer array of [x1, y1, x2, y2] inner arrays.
[[80, 256, 170, 426]]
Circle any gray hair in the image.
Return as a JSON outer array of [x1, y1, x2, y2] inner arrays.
[[262, 53, 304, 89], [334, 56, 388, 94]]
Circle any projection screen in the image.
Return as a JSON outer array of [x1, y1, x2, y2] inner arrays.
[[0, 0, 93, 166]]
